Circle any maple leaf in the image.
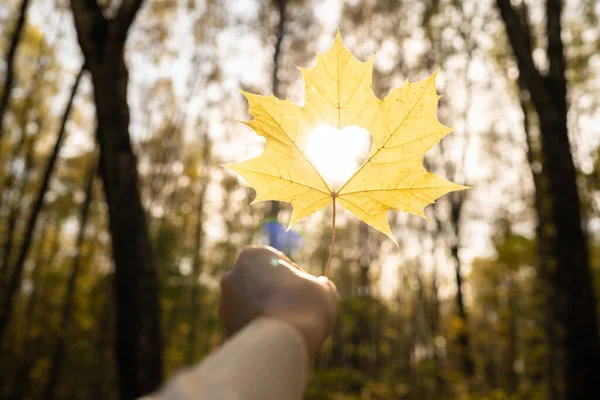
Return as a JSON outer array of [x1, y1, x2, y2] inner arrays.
[[226, 31, 468, 258]]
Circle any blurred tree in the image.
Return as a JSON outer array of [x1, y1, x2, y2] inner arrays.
[[258, 0, 320, 247], [0, 66, 84, 343], [69, 0, 162, 397], [185, 125, 211, 364], [0, 24, 53, 275], [516, 13, 560, 395], [496, 1, 600, 398], [43, 153, 96, 400], [264, 0, 287, 230], [426, 1, 476, 378], [0, 0, 30, 147]]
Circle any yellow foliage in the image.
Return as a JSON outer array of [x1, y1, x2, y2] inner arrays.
[[226, 31, 467, 243]]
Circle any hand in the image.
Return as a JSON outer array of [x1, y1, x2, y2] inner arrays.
[[218, 246, 338, 359]]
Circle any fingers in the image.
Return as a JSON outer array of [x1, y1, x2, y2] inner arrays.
[[316, 275, 336, 290], [231, 246, 336, 292], [235, 246, 306, 285], [219, 270, 260, 337], [219, 245, 339, 350], [239, 245, 302, 270], [274, 248, 301, 270]]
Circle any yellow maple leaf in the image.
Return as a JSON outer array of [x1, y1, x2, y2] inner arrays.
[[226, 31, 468, 247]]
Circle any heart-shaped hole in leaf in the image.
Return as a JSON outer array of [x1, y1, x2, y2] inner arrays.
[[306, 124, 372, 192]]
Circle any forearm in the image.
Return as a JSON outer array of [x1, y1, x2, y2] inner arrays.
[[141, 317, 309, 400]]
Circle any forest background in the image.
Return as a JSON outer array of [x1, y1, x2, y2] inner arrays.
[[0, 0, 599, 399]]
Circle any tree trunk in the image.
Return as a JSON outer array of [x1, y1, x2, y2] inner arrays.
[[451, 242, 473, 377], [0, 66, 84, 343], [448, 197, 474, 377], [7, 217, 61, 400], [91, 55, 163, 399], [496, 1, 600, 398], [358, 223, 370, 296], [348, 223, 372, 372], [505, 277, 518, 395], [0, 0, 31, 146], [44, 157, 96, 400], [69, 1, 163, 397], [267, 0, 287, 223], [519, 86, 560, 400], [91, 276, 115, 400], [271, 0, 287, 99], [0, 40, 50, 276], [0, 123, 27, 276], [537, 100, 600, 400], [430, 264, 445, 397], [186, 133, 210, 364], [0, 123, 36, 281], [3, 215, 50, 399]]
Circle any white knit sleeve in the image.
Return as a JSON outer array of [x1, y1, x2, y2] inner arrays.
[[141, 317, 309, 400]]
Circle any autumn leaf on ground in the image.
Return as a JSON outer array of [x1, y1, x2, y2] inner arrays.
[[226, 31, 468, 274]]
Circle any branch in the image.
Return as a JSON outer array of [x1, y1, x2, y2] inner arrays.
[[495, 0, 552, 113], [516, 1, 534, 57], [272, 0, 287, 98], [546, 0, 567, 113], [114, 0, 145, 39], [0, 65, 85, 341], [70, 0, 106, 60], [0, 0, 31, 146]]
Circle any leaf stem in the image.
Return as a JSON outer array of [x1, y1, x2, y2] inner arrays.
[[324, 195, 336, 277]]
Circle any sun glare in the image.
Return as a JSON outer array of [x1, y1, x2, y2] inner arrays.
[[306, 125, 372, 191]]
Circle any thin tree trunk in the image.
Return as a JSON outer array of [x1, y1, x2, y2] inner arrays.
[[519, 86, 560, 400], [271, 0, 287, 99], [496, 1, 600, 397], [44, 156, 96, 400], [346, 223, 372, 372], [20, 217, 50, 336], [0, 42, 50, 275], [91, 275, 115, 400], [1, 215, 49, 398], [0, 66, 84, 342], [430, 264, 445, 397], [449, 197, 474, 377], [1, 186, 21, 278], [185, 133, 210, 364], [7, 216, 59, 400], [267, 0, 287, 223], [0, 132, 28, 275], [422, 0, 474, 378], [69, 1, 163, 396], [505, 277, 518, 395], [0, 124, 36, 281], [410, 269, 424, 398], [0, 0, 31, 147], [358, 223, 370, 295]]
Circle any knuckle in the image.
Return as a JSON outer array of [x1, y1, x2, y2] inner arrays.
[[237, 246, 266, 265], [237, 246, 281, 270], [220, 272, 232, 290]]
